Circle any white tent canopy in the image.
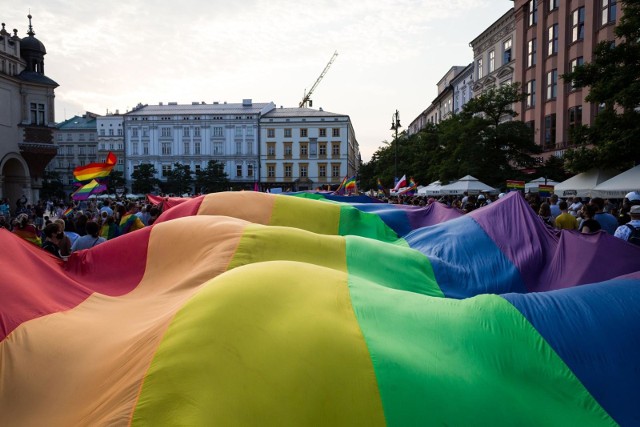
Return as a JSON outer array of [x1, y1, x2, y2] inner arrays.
[[525, 177, 560, 192], [553, 169, 618, 198], [591, 165, 640, 198], [417, 180, 442, 195], [439, 175, 497, 195]]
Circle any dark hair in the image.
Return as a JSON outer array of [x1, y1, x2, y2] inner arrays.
[[583, 204, 597, 218], [85, 221, 100, 237], [558, 200, 568, 210], [590, 197, 604, 210], [43, 222, 60, 239]]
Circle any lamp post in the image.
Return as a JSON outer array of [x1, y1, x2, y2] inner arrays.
[[390, 110, 401, 184]]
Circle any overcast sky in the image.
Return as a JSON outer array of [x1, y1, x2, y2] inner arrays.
[[5, 1, 512, 162]]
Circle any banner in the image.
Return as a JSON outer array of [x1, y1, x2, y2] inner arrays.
[[506, 180, 525, 191], [538, 185, 554, 198]]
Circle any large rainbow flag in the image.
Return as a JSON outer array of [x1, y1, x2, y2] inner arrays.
[[1, 191, 639, 425], [73, 152, 117, 183]]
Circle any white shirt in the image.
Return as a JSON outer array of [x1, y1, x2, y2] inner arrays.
[[614, 219, 640, 242]]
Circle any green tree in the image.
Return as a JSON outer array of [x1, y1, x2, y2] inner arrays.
[[106, 170, 126, 195], [165, 163, 194, 195], [195, 160, 229, 193], [562, 0, 640, 170], [40, 170, 65, 200], [131, 163, 160, 194]]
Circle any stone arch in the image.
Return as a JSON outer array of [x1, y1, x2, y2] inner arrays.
[[1, 153, 31, 209]]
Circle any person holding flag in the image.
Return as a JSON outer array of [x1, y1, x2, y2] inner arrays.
[[398, 177, 418, 196], [392, 175, 407, 193]]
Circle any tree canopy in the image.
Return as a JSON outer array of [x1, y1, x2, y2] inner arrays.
[[131, 164, 160, 194], [562, 0, 640, 170], [195, 160, 229, 194], [164, 163, 194, 195]]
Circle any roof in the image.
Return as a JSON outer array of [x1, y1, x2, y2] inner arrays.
[[56, 115, 98, 130], [17, 71, 58, 87], [262, 107, 345, 118], [126, 102, 274, 116]]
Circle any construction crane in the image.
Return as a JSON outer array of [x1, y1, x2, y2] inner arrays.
[[299, 51, 338, 108]]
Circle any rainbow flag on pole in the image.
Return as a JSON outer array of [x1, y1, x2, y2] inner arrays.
[[333, 176, 348, 195], [398, 177, 418, 195], [344, 176, 357, 194], [71, 179, 107, 201], [73, 152, 117, 183]]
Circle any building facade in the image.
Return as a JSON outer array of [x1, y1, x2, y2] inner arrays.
[[96, 113, 124, 173], [513, 0, 619, 156], [0, 14, 57, 206], [451, 63, 474, 114], [470, 8, 516, 98], [124, 100, 275, 191], [260, 107, 359, 191], [50, 112, 99, 192]]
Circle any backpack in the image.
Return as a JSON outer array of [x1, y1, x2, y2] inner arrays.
[[625, 224, 640, 246]]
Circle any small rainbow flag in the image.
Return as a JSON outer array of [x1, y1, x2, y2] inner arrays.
[[344, 176, 357, 194], [398, 177, 418, 195], [73, 152, 117, 183], [333, 176, 348, 195], [62, 207, 74, 217], [72, 179, 107, 201]]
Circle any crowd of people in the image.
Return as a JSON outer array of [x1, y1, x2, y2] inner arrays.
[[0, 196, 160, 259]]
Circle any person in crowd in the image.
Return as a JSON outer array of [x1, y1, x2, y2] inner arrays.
[[119, 203, 145, 235], [0, 214, 11, 231], [555, 200, 578, 230], [71, 221, 106, 252], [41, 222, 63, 259], [579, 204, 601, 234], [538, 203, 554, 227], [614, 205, 640, 244], [100, 215, 119, 240], [12, 213, 41, 246], [549, 194, 561, 219], [74, 213, 88, 236], [568, 197, 583, 217], [590, 197, 618, 235], [53, 218, 73, 257], [147, 206, 161, 226]]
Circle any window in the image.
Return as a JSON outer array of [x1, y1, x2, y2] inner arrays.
[[183, 127, 190, 137], [319, 164, 327, 177], [109, 129, 114, 136], [267, 165, 275, 178], [236, 164, 242, 177], [184, 142, 190, 155], [332, 143, 340, 156], [213, 142, 223, 155], [284, 143, 292, 157], [548, 24, 558, 56], [30, 103, 45, 125], [488, 50, 495, 73], [526, 80, 536, 108], [100, 129, 105, 136], [300, 128, 308, 138], [246, 126, 253, 137], [284, 165, 292, 178], [300, 164, 308, 178], [332, 128, 340, 137], [267, 128, 275, 138], [143, 128, 149, 137], [569, 57, 584, 90], [267, 144, 275, 157], [143, 142, 149, 155], [67, 133, 73, 141], [132, 128, 139, 137], [319, 143, 327, 157], [549, 0, 559, 11], [117, 129, 123, 136], [319, 128, 326, 138], [79, 134, 85, 142], [602, 0, 617, 25], [477, 58, 484, 79], [132, 142, 139, 155], [213, 127, 223, 137], [332, 164, 340, 177], [162, 165, 171, 177], [235, 141, 242, 155], [235, 126, 243, 137], [528, 0, 538, 26], [527, 39, 537, 67], [546, 69, 558, 100], [162, 142, 172, 155], [247, 164, 254, 177], [568, 106, 583, 143], [194, 127, 201, 137], [161, 127, 171, 137], [284, 128, 292, 138], [300, 143, 308, 157], [195, 165, 201, 174], [503, 39, 512, 64], [572, 7, 585, 42], [544, 114, 556, 147], [89, 133, 95, 141]]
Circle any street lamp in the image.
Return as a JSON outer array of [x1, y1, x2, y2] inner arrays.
[[390, 110, 401, 183]]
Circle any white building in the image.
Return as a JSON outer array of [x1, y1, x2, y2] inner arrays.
[[124, 100, 275, 191], [451, 63, 474, 114], [470, 8, 516, 97], [96, 113, 124, 173], [260, 107, 359, 192]]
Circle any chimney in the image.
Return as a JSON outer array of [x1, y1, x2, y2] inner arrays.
[[242, 99, 252, 106]]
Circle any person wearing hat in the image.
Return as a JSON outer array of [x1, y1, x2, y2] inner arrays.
[[614, 205, 640, 244]]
